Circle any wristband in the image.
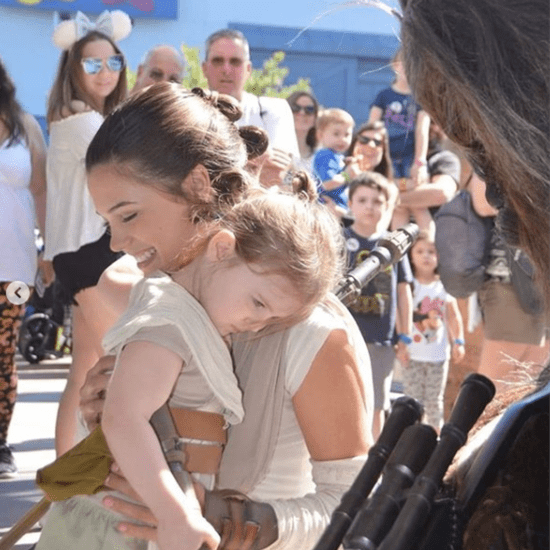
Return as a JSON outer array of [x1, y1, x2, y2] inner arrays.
[[414, 158, 427, 167], [454, 338, 465, 346], [342, 170, 351, 183], [398, 333, 413, 345]]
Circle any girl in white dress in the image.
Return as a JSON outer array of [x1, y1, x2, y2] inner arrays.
[[44, 11, 131, 456]]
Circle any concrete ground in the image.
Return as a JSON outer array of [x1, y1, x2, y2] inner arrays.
[[0, 354, 69, 550]]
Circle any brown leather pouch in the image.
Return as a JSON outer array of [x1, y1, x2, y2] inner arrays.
[[169, 408, 226, 474], [204, 489, 279, 550]]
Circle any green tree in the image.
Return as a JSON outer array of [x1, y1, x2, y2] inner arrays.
[[180, 45, 310, 98]]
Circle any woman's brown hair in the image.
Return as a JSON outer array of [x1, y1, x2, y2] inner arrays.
[[398, 0, 550, 304], [0, 58, 26, 146], [86, 83, 269, 223]]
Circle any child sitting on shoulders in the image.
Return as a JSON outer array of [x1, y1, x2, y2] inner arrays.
[[313, 108, 359, 218]]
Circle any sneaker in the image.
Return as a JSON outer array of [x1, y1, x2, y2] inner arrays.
[[0, 442, 18, 478]]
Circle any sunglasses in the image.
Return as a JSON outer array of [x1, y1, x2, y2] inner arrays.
[[290, 104, 316, 115], [357, 135, 383, 147], [81, 55, 125, 75]]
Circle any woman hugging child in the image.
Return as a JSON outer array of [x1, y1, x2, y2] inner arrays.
[[35, 84, 345, 550]]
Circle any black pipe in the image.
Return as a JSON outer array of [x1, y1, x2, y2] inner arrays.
[[312, 396, 423, 550], [343, 424, 437, 549], [376, 373, 495, 550]]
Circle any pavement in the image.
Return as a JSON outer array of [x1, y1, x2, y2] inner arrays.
[[0, 353, 70, 549]]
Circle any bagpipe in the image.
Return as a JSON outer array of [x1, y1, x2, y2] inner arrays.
[[311, 218, 550, 550], [312, 371, 550, 550]]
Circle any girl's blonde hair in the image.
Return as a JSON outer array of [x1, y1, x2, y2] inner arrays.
[[47, 31, 127, 125], [179, 175, 346, 318]]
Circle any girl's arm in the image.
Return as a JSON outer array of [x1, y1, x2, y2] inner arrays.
[[102, 340, 219, 550], [445, 296, 466, 364], [396, 281, 413, 367]]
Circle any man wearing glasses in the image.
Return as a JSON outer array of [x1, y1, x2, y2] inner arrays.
[[202, 29, 299, 187]]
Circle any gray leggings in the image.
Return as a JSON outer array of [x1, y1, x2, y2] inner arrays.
[[402, 359, 449, 429]]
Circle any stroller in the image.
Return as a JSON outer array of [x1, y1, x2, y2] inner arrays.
[[17, 231, 72, 364], [18, 280, 72, 364]]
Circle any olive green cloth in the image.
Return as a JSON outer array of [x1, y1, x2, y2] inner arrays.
[[36, 426, 113, 501]]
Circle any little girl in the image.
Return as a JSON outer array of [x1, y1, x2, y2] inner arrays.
[[36, 174, 345, 549], [403, 230, 465, 430]]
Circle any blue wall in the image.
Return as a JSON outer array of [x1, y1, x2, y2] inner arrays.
[[0, 0, 400, 117], [232, 23, 399, 126]]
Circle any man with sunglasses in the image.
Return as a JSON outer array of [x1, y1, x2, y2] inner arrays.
[[202, 29, 299, 187], [133, 45, 186, 94]]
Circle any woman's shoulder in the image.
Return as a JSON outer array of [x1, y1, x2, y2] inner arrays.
[[50, 103, 102, 126]]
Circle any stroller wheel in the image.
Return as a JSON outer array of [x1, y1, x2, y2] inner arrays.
[[18, 313, 58, 364], [23, 337, 46, 364]]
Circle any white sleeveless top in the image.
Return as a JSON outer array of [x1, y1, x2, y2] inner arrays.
[[0, 138, 36, 283], [44, 111, 105, 260]]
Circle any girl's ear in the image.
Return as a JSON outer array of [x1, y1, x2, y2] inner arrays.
[[182, 164, 211, 203], [205, 229, 237, 263]]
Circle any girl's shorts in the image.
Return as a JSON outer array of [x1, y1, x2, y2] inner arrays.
[[52, 233, 122, 306], [479, 280, 546, 345]]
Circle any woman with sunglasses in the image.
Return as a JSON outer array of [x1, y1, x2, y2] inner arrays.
[[286, 91, 319, 174], [43, 11, 131, 457], [346, 121, 398, 227]]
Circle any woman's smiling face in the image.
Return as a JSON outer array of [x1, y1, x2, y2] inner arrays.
[[87, 162, 198, 275], [353, 129, 386, 171]]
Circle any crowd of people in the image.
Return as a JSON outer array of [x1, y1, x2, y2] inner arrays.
[[0, 0, 548, 549]]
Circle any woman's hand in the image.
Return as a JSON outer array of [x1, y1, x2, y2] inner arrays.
[[79, 355, 115, 430], [38, 256, 55, 288]]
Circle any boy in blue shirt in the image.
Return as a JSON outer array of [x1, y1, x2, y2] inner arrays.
[[344, 171, 413, 439], [313, 108, 358, 218]]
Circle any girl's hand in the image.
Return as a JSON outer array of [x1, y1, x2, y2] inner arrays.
[[158, 509, 220, 550], [452, 343, 465, 364], [104, 465, 209, 544], [395, 341, 410, 368]]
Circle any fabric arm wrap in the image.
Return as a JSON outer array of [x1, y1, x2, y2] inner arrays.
[[204, 489, 279, 550], [261, 455, 368, 549]]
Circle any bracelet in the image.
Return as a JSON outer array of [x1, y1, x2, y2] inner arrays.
[[454, 338, 465, 346], [414, 158, 427, 167], [341, 170, 351, 183], [398, 333, 413, 345]]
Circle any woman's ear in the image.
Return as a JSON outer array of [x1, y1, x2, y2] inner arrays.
[[205, 229, 237, 263], [182, 164, 211, 203]]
